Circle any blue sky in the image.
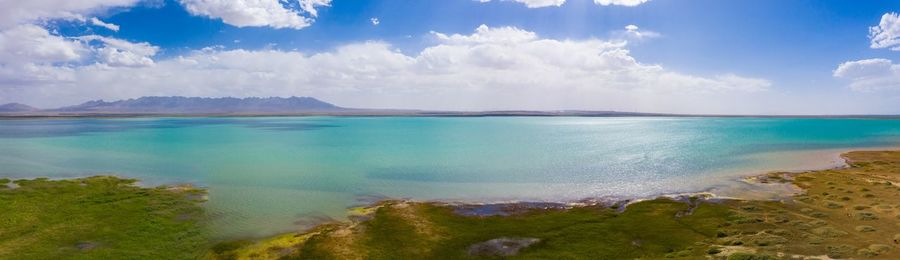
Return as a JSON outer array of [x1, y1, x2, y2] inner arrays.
[[2, 0, 900, 114]]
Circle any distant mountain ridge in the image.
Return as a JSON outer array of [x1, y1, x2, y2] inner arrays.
[[0, 103, 38, 112], [6, 97, 897, 118], [1, 96, 343, 114]]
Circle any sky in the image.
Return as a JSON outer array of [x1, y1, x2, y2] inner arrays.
[[1, 0, 900, 114]]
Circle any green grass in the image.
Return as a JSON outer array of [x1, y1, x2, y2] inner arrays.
[[278, 199, 732, 259], [0, 176, 208, 259], [423, 200, 728, 259]]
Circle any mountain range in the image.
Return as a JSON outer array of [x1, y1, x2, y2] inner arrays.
[[0, 96, 343, 114], [0, 103, 38, 112], [5, 96, 896, 118]]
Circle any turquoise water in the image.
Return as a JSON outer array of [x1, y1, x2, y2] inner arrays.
[[1, 117, 899, 238]]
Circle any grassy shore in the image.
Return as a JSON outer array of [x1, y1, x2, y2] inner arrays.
[[212, 151, 900, 259], [3, 151, 899, 259], [0, 176, 208, 259]]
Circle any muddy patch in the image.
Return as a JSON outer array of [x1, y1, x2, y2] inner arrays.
[[452, 202, 569, 217], [467, 237, 540, 256], [74, 242, 98, 251]]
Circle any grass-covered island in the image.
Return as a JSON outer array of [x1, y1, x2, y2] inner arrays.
[[3, 151, 900, 259]]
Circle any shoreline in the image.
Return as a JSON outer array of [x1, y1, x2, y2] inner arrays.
[[213, 150, 900, 258], [347, 146, 896, 208], [3, 146, 897, 238], [200, 146, 899, 242], [3, 112, 900, 119], [5, 150, 900, 258]]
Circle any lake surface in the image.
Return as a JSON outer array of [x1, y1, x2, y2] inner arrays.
[[1, 117, 899, 238]]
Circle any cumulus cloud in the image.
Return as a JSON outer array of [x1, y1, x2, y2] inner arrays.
[[479, 0, 648, 8], [370, 17, 379, 26], [831, 13, 900, 92], [90, 17, 120, 31], [0, 0, 139, 29], [613, 24, 660, 41], [1, 0, 332, 31], [510, 0, 566, 8], [178, 0, 330, 29], [76, 35, 159, 67], [476, 0, 565, 8], [432, 24, 537, 44], [870, 12, 900, 51], [0, 24, 86, 65], [0, 0, 163, 85], [0, 26, 157, 90], [833, 58, 900, 91], [299, 0, 331, 17], [594, 0, 650, 6], [0, 25, 87, 86], [2, 24, 770, 112]]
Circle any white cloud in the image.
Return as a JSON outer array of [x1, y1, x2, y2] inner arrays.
[[614, 24, 660, 41], [0, 24, 85, 65], [834, 58, 900, 91], [479, 0, 648, 8], [2, 24, 771, 113], [511, 0, 566, 8], [869, 12, 900, 51], [0, 0, 139, 29], [0, 24, 87, 85], [90, 17, 120, 31], [0, 0, 161, 83], [370, 17, 380, 26], [594, 0, 650, 6], [432, 24, 537, 44], [0, 0, 332, 31], [76, 35, 159, 67], [299, 0, 331, 17], [178, 0, 330, 29], [0, 26, 158, 90]]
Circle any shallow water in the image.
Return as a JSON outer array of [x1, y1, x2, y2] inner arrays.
[[1, 117, 899, 238]]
